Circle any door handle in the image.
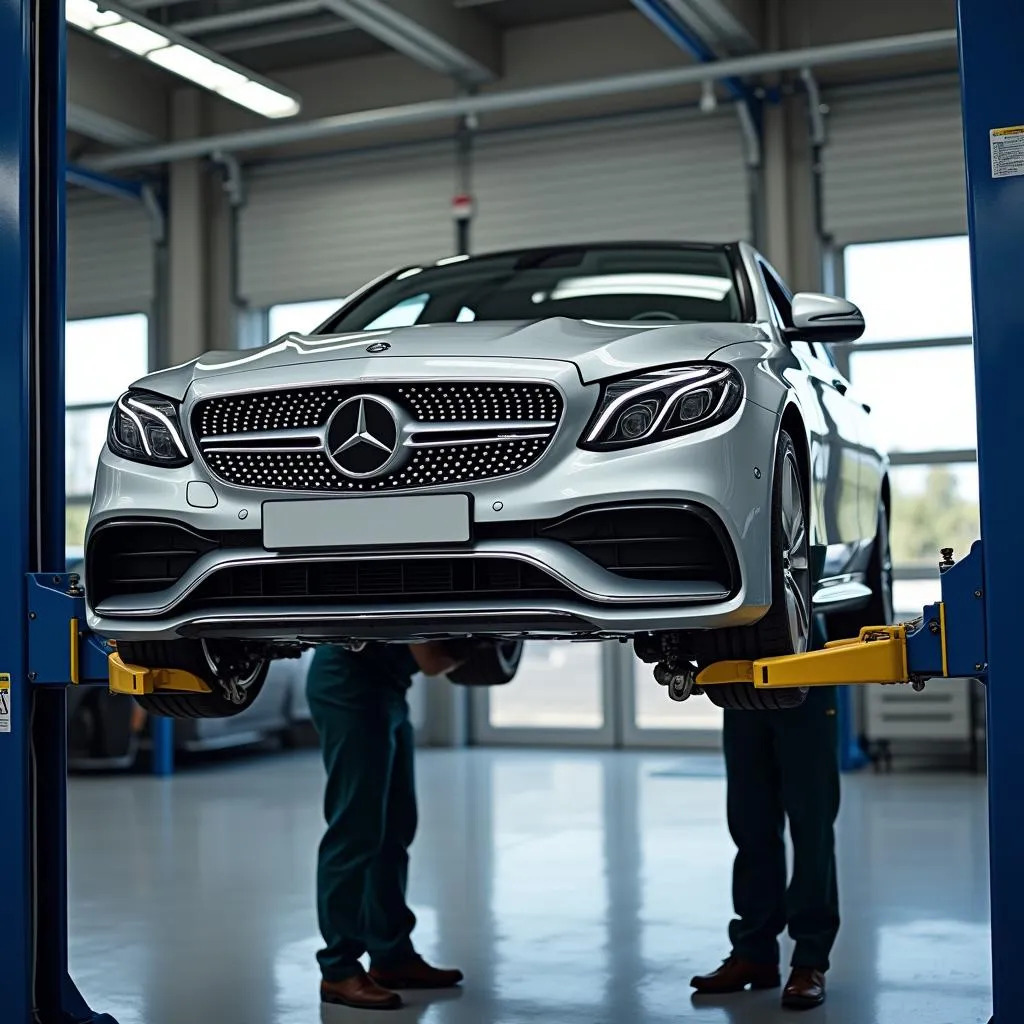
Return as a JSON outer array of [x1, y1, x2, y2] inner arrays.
[[830, 379, 848, 395]]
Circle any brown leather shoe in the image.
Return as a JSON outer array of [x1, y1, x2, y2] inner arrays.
[[370, 953, 464, 990], [321, 970, 403, 1010], [691, 956, 781, 994], [782, 967, 826, 1010]]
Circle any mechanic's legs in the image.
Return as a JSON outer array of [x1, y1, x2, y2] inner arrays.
[[307, 669, 398, 983], [724, 709, 788, 967], [366, 698, 418, 970], [776, 686, 841, 971]]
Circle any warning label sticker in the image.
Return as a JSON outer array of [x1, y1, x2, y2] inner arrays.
[[0, 673, 10, 734], [991, 125, 1024, 178]]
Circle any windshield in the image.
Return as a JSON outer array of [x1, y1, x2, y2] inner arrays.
[[316, 245, 745, 334]]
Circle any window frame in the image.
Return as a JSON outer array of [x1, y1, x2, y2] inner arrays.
[[65, 312, 151, 554], [830, 237, 979, 593]]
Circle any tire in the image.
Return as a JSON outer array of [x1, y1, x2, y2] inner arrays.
[[827, 498, 894, 642], [446, 640, 524, 687], [117, 639, 269, 719], [698, 431, 811, 711]]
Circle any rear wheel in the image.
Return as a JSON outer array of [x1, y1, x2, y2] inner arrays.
[[698, 431, 811, 711], [117, 639, 269, 719], [446, 640, 523, 686]]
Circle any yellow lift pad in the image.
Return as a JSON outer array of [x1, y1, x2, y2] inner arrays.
[[696, 625, 911, 690], [108, 652, 212, 696]]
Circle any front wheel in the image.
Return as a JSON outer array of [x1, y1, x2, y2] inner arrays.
[[698, 430, 811, 711], [116, 639, 269, 719]]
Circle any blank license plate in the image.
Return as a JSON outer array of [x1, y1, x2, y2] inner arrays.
[[262, 494, 470, 551]]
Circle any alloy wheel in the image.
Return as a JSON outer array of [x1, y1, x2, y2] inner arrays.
[[779, 450, 811, 653], [201, 640, 265, 693]]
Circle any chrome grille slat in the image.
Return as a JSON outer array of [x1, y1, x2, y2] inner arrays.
[[192, 381, 563, 492]]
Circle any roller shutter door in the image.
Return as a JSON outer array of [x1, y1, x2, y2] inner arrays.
[[66, 192, 154, 319], [472, 108, 751, 253], [822, 79, 967, 245], [239, 142, 456, 307]]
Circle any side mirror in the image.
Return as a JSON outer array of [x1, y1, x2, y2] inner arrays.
[[790, 292, 865, 344]]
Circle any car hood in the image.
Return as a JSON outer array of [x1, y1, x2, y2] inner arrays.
[[139, 318, 770, 401]]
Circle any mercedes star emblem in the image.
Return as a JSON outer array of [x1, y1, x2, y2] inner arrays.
[[325, 395, 403, 479], [366, 341, 391, 353]]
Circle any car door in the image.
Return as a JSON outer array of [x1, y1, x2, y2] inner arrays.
[[759, 263, 868, 580], [812, 340, 883, 551]]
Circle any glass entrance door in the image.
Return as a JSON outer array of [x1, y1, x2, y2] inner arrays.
[[619, 645, 723, 749], [470, 642, 723, 749], [471, 641, 616, 746]]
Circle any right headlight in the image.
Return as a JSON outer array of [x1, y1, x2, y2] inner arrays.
[[579, 363, 744, 451], [108, 390, 191, 467]]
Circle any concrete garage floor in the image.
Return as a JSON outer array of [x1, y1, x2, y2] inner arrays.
[[68, 749, 992, 1024]]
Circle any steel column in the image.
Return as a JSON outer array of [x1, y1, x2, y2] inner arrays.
[[0, 0, 36, 1013], [957, 3, 1024, 1021], [0, 0, 116, 1020]]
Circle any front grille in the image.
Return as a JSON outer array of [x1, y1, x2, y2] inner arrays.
[[201, 438, 550, 493], [185, 557, 569, 608], [192, 381, 563, 492]]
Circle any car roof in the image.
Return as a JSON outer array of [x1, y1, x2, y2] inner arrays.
[[433, 241, 740, 266]]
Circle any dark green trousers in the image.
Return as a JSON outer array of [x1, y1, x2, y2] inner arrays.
[[306, 654, 418, 981], [724, 686, 841, 971]]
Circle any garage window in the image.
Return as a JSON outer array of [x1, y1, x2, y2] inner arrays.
[[839, 236, 977, 617], [66, 314, 149, 555]]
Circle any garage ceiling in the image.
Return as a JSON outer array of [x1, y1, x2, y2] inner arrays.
[[124, 0, 634, 73]]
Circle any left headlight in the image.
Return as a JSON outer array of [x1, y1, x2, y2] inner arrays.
[[108, 390, 191, 467], [580, 363, 744, 450]]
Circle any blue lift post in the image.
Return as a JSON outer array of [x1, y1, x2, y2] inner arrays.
[[958, 2, 1024, 1021], [0, 0, 116, 1019], [61, 165, 176, 779]]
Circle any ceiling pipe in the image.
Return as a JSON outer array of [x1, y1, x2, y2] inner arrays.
[[214, 18, 355, 54], [171, 1, 325, 37], [65, 163, 144, 201], [86, 28, 958, 171], [125, 0, 193, 9]]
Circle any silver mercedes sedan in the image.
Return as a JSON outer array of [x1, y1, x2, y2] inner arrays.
[[85, 242, 891, 717]]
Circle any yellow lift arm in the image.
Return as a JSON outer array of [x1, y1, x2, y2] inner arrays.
[[697, 625, 918, 690], [696, 543, 987, 691]]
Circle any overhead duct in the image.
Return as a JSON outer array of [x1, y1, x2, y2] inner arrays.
[[86, 29, 958, 171]]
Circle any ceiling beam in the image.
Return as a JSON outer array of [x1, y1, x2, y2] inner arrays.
[[67, 103, 158, 146], [654, 0, 761, 54], [320, 0, 500, 84], [211, 17, 356, 55], [124, 0, 194, 9], [171, 1, 324, 37]]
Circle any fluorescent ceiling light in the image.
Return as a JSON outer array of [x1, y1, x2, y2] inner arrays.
[[548, 274, 735, 303], [95, 21, 169, 56], [65, 2, 301, 121], [66, 0, 120, 30], [216, 80, 301, 120], [148, 45, 248, 91]]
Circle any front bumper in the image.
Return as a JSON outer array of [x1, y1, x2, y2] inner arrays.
[[86, 364, 778, 643]]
